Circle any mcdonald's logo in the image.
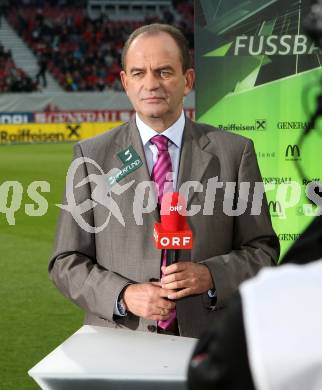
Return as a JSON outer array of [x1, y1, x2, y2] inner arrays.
[[285, 144, 300, 160], [268, 200, 282, 215]]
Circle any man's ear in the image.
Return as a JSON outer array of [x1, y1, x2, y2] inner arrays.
[[184, 68, 195, 96], [120, 70, 128, 93]]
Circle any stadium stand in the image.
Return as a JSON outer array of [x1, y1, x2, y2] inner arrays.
[[6, 0, 193, 92], [0, 41, 37, 92]]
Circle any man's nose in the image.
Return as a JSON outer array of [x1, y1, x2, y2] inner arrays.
[[144, 72, 160, 90]]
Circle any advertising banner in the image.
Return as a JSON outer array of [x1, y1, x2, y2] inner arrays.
[[195, 0, 322, 257], [0, 109, 195, 125], [0, 122, 122, 145]]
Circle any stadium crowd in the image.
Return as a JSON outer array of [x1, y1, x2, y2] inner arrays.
[[0, 43, 37, 92], [5, 0, 193, 92]]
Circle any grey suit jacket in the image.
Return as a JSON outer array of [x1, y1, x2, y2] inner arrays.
[[49, 117, 279, 338]]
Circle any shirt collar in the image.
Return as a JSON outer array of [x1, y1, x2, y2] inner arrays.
[[135, 111, 185, 148]]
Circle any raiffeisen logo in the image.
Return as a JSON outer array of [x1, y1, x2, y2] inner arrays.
[[210, 35, 322, 57]]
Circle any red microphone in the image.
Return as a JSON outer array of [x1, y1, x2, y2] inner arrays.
[[153, 192, 193, 265]]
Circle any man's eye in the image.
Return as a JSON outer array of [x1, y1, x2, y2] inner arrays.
[[160, 70, 171, 78], [132, 72, 143, 78]]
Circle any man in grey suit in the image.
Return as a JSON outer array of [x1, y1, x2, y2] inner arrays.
[[49, 24, 279, 338]]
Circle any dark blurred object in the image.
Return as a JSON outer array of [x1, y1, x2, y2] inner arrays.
[[0, 0, 9, 28], [281, 215, 322, 264], [302, 0, 322, 137], [36, 53, 48, 88], [295, 1, 322, 180], [188, 293, 255, 390], [302, 0, 322, 138], [304, 0, 322, 47], [188, 215, 322, 389], [294, 92, 322, 180]]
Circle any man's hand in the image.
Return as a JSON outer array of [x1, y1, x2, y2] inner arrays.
[[161, 262, 214, 300], [123, 282, 176, 321]]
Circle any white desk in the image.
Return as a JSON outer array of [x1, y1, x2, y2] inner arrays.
[[29, 325, 197, 390]]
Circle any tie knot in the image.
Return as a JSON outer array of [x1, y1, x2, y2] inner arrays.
[[150, 135, 169, 152]]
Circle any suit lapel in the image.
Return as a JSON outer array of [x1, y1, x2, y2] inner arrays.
[[128, 118, 154, 186], [100, 118, 159, 222], [127, 118, 159, 221], [177, 118, 214, 206]]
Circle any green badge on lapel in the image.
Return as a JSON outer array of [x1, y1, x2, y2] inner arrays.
[[117, 145, 141, 165], [107, 145, 143, 184]]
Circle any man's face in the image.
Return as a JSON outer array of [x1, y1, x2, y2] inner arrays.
[[120, 32, 194, 128]]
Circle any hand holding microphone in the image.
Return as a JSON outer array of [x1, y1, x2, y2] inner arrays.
[[123, 192, 214, 321], [154, 192, 214, 300], [161, 262, 214, 300], [122, 192, 188, 321]]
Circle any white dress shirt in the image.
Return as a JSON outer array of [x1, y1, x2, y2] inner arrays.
[[135, 111, 185, 190]]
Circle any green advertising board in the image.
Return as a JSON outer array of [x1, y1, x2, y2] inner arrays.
[[195, 0, 322, 258]]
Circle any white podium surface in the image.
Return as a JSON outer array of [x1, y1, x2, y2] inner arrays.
[[28, 325, 197, 390]]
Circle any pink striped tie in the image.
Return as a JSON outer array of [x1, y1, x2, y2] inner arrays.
[[150, 135, 176, 330], [151, 135, 173, 203]]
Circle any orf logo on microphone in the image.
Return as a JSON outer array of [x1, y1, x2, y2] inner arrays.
[[160, 234, 192, 248], [154, 191, 193, 250], [169, 205, 183, 212], [153, 224, 193, 249]]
